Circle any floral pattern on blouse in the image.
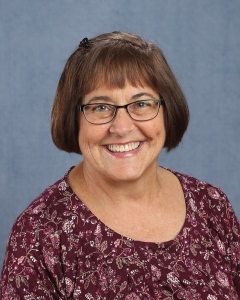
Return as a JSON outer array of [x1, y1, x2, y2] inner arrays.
[[0, 168, 240, 299]]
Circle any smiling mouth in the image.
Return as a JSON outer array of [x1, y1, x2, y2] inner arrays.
[[107, 142, 141, 153]]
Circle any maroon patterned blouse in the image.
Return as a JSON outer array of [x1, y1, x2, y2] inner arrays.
[[1, 168, 240, 299]]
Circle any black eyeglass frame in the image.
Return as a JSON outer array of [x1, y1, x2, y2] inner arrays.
[[76, 98, 165, 125]]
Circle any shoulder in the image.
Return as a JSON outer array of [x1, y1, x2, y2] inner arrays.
[[169, 168, 229, 202], [0, 169, 81, 296], [169, 168, 240, 235], [0, 167, 95, 297], [173, 169, 233, 211], [162, 166, 239, 226], [4, 168, 84, 253], [16, 170, 74, 225]]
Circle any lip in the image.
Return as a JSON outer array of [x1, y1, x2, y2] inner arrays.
[[104, 141, 143, 158]]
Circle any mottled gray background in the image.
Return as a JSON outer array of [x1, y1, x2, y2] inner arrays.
[[0, 0, 239, 268]]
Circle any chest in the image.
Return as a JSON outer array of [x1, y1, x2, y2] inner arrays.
[[58, 221, 237, 299], [97, 198, 186, 243]]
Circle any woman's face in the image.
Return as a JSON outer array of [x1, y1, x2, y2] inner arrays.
[[78, 82, 166, 182]]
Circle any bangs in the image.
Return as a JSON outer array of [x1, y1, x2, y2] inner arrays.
[[80, 45, 157, 97]]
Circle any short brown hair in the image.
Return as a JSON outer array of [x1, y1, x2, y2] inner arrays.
[[51, 31, 189, 154]]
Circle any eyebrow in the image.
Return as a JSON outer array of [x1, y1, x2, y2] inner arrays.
[[131, 92, 156, 100], [87, 93, 157, 104], [87, 96, 112, 103]]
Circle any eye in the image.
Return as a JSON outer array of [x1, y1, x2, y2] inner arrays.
[[134, 101, 151, 108], [91, 104, 111, 112]]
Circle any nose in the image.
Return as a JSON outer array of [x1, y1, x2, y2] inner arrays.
[[109, 107, 135, 136]]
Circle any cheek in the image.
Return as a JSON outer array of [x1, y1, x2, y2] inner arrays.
[[156, 112, 166, 137], [78, 118, 94, 153], [78, 119, 109, 150], [150, 119, 166, 148], [146, 115, 166, 139]]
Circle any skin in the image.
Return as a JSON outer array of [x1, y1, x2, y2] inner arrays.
[[79, 83, 165, 184], [68, 82, 186, 242]]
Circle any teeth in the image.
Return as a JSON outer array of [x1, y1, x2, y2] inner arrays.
[[107, 142, 140, 153]]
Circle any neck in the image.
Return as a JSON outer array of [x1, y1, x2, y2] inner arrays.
[[72, 161, 163, 207]]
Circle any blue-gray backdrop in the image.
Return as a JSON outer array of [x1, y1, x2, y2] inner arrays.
[[0, 0, 239, 269]]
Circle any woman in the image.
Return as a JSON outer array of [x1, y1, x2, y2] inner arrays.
[[1, 31, 239, 299]]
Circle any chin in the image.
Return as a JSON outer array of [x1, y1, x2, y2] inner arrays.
[[105, 167, 144, 183]]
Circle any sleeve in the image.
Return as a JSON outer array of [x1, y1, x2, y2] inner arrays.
[[226, 199, 240, 295], [217, 188, 240, 295], [0, 211, 67, 299]]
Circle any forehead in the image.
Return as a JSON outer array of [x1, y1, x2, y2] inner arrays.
[[83, 81, 159, 103]]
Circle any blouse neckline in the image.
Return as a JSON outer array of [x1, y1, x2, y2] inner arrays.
[[63, 166, 190, 248]]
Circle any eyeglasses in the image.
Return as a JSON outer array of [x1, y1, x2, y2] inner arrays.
[[76, 98, 164, 125]]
